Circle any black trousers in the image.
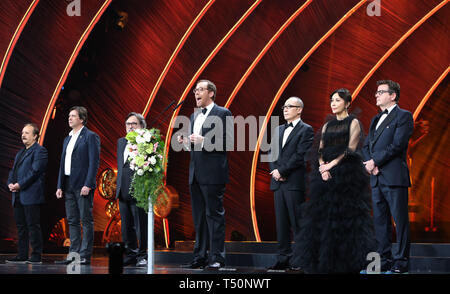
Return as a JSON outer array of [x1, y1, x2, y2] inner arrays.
[[273, 187, 305, 266], [13, 200, 43, 259], [372, 182, 410, 269], [189, 175, 226, 264], [118, 197, 148, 261]]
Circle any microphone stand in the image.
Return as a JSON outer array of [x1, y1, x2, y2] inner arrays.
[[145, 98, 185, 274]]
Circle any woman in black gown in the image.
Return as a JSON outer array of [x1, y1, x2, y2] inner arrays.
[[295, 88, 375, 273]]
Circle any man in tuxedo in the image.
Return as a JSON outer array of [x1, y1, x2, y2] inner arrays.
[[6, 123, 48, 264], [177, 79, 233, 269], [116, 112, 148, 267], [267, 97, 314, 271], [362, 80, 414, 274], [55, 106, 101, 265]]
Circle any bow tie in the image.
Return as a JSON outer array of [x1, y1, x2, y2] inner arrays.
[[380, 109, 388, 115], [285, 122, 293, 128], [201, 108, 207, 115]]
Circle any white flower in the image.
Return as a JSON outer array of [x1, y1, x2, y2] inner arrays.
[[136, 169, 144, 176], [143, 131, 152, 142], [149, 156, 157, 165], [136, 135, 145, 144]]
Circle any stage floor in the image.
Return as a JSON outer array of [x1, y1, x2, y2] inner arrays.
[[0, 254, 288, 274], [0, 253, 448, 274]]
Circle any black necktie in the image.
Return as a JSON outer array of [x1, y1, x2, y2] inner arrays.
[[285, 122, 293, 128], [202, 108, 207, 115]]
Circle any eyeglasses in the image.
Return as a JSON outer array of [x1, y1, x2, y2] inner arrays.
[[281, 105, 302, 110], [193, 87, 208, 94], [375, 90, 392, 96], [125, 122, 138, 127]]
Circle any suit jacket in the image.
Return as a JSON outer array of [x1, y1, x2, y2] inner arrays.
[[57, 127, 101, 190], [362, 105, 414, 187], [7, 143, 48, 206], [189, 104, 233, 185], [116, 137, 134, 200], [269, 120, 314, 191]]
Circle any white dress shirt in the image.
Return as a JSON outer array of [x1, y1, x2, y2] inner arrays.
[[123, 143, 130, 165], [375, 104, 397, 130], [282, 117, 301, 147], [193, 102, 215, 135], [64, 126, 84, 176]]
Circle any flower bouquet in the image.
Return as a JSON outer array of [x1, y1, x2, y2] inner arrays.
[[125, 128, 166, 212]]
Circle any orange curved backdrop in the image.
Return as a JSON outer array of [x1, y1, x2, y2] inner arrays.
[[0, 0, 448, 248]]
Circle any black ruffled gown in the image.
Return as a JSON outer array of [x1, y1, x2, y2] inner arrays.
[[295, 115, 375, 273]]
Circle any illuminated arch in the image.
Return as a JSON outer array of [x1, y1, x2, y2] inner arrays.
[[38, 0, 112, 144], [224, 0, 313, 108], [351, 0, 448, 101], [413, 66, 449, 121], [0, 0, 39, 87], [142, 0, 215, 117], [162, 0, 262, 173]]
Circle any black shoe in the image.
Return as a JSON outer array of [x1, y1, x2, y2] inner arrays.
[[388, 266, 408, 274], [267, 262, 289, 271], [5, 256, 28, 264], [26, 256, 42, 264], [207, 262, 225, 269], [288, 266, 304, 273], [54, 258, 74, 265], [180, 260, 206, 269], [123, 256, 137, 266], [136, 258, 147, 267], [80, 258, 91, 265], [379, 261, 393, 273]]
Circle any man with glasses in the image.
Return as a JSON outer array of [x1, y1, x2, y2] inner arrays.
[[116, 112, 148, 267], [177, 79, 233, 269], [267, 97, 314, 271], [362, 80, 414, 274]]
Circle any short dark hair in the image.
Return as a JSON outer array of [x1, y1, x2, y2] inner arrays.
[[330, 88, 352, 105], [125, 112, 147, 129], [69, 106, 88, 125], [24, 123, 40, 140], [377, 80, 400, 102], [197, 79, 217, 100]]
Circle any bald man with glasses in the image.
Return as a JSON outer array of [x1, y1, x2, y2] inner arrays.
[[268, 97, 314, 271]]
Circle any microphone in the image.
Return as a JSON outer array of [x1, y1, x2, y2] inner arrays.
[[149, 99, 186, 129], [172, 99, 185, 111]]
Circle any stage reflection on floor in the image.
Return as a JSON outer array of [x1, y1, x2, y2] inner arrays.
[[0, 254, 287, 274], [0, 254, 448, 274]]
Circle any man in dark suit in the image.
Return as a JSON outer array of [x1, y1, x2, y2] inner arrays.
[[116, 112, 148, 267], [362, 80, 414, 274], [267, 97, 314, 271], [177, 79, 233, 269], [55, 106, 100, 265], [6, 123, 48, 264]]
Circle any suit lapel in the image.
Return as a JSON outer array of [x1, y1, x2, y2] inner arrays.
[[371, 106, 398, 145], [72, 127, 87, 153], [118, 137, 127, 167], [16, 144, 37, 167], [201, 105, 220, 136], [282, 121, 303, 149], [279, 124, 286, 151], [13, 148, 26, 171]]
